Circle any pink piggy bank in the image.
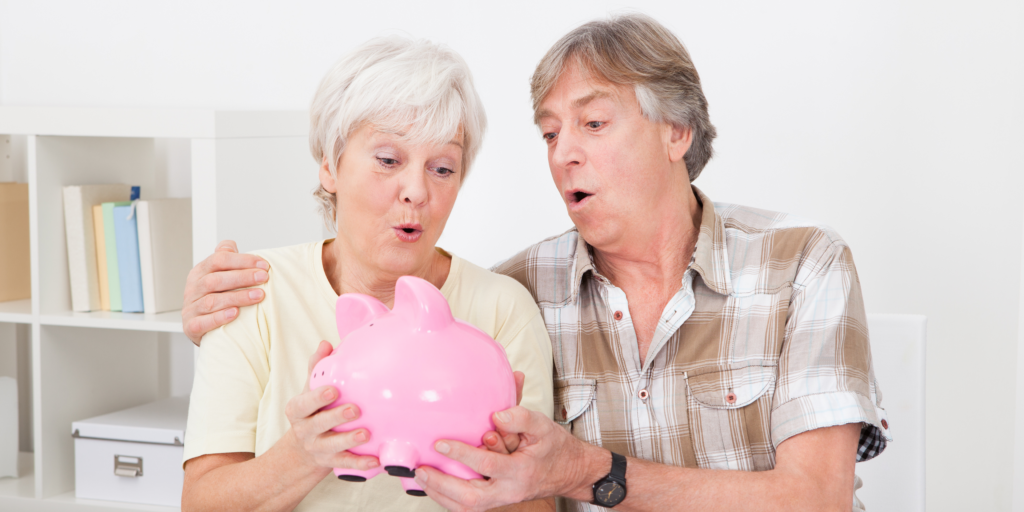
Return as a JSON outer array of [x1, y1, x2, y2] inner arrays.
[[308, 275, 516, 497]]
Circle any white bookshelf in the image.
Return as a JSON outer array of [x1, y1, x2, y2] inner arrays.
[[0, 106, 322, 510]]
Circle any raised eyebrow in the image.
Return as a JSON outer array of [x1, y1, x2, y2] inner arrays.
[[375, 128, 405, 137], [570, 90, 612, 110], [535, 90, 613, 125]]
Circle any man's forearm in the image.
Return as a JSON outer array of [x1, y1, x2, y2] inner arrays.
[[182, 435, 331, 512], [570, 452, 831, 512], [561, 425, 858, 512]]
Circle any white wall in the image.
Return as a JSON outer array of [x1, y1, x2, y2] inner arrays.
[[1, 0, 1022, 510]]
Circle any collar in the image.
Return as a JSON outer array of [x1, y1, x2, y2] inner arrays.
[[570, 185, 733, 298]]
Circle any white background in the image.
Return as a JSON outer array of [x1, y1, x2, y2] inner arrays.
[[1, 0, 1022, 510]]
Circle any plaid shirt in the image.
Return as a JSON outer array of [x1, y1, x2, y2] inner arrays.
[[493, 187, 890, 511]]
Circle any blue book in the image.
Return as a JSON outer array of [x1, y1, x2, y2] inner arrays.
[[113, 204, 144, 313]]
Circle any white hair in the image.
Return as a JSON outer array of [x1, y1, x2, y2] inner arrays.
[[309, 37, 488, 230]]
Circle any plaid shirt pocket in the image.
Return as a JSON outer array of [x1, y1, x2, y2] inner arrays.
[[684, 365, 778, 471], [554, 378, 602, 446]]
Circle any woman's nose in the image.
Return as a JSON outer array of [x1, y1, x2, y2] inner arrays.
[[399, 168, 429, 206]]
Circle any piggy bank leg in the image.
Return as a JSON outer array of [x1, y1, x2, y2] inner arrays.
[[379, 440, 420, 479], [401, 476, 427, 497], [334, 466, 384, 482]]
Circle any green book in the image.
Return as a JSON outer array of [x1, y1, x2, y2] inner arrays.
[[102, 201, 132, 311]]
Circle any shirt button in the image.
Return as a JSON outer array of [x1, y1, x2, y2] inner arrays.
[[881, 419, 889, 429], [726, 392, 737, 404], [561, 406, 568, 420], [613, 311, 623, 321], [638, 389, 649, 400]]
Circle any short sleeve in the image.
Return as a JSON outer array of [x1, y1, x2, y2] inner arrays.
[[496, 311, 555, 420], [770, 238, 891, 461], [183, 299, 271, 466]]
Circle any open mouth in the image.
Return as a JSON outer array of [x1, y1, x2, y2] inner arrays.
[[394, 224, 423, 243], [566, 189, 594, 210]]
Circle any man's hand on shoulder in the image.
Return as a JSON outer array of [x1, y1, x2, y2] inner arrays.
[[182, 240, 270, 346]]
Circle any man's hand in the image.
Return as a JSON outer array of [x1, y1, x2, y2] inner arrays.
[[183, 240, 270, 345], [415, 404, 861, 512], [481, 371, 525, 455], [414, 406, 586, 512]]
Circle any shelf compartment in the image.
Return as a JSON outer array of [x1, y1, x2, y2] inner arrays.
[[36, 326, 162, 500], [0, 299, 32, 324], [0, 452, 35, 499], [0, 452, 178, 511]]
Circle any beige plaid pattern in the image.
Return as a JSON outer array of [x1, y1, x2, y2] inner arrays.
[[493, 187, 890, 511]]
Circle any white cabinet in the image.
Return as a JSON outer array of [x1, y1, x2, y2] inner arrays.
[[0, 107, 319, 511]]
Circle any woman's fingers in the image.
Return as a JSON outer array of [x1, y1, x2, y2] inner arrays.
[[316, 428, 371, 456], [513, 371, 525, 406], [311, 403, 361, 434], [286, 386, 339, 423], [326, 450, 380, 471], [307, 340, 335, 376], [215, 240, 238, 253], [483, 430, 521, 455]]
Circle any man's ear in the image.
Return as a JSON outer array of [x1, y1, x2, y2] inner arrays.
[[667, 124, 693, 164], [319, 155, 338, 194]]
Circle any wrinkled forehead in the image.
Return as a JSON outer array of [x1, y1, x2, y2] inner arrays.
[[535, 62, 633, 123]]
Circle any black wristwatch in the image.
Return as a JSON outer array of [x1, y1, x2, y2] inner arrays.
[[591, 451, 627, 508]]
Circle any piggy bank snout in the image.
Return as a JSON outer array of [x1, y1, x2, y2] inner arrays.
[[309, 357, 342, 403]]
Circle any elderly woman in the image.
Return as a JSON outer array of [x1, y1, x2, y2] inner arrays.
[[181, 38, 554, 512]]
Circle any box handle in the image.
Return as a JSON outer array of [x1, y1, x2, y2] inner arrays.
[[72, 428, 183, 446], [114, 455, 143, 478]]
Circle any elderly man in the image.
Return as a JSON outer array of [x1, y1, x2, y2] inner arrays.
[[182, 14, 888, 512]]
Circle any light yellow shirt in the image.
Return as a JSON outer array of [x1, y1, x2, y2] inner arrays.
[[184, 240, 555, 512]]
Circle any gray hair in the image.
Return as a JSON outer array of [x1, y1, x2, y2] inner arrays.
[[530, 14, 716, 181], [309, 37, 487, 230]]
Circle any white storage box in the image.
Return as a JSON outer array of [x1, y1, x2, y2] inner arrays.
[[71, 396, 188, 507]]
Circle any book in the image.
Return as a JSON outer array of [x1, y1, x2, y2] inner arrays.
[[102, 201, 132, 312], [113, 204, 144, 313], [62, 184, 132, 311], [0, 183, 30, 303], [92, 205, 110, 310], [137, 199, 192, 314]]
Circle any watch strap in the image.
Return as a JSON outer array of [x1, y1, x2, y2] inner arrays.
[[608, 451, 627, 485], [591, 451, 628, 507]]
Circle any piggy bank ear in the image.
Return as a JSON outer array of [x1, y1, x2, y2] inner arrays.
[[336, 294, 390, 341], [392, 276, 454, 333]]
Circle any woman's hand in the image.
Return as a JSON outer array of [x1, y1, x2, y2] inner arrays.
[[284, 341, 380, 471], [182, 240, 270, 346]]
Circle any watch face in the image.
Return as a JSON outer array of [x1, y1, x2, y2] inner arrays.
[[595, 481, 626, 506]]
